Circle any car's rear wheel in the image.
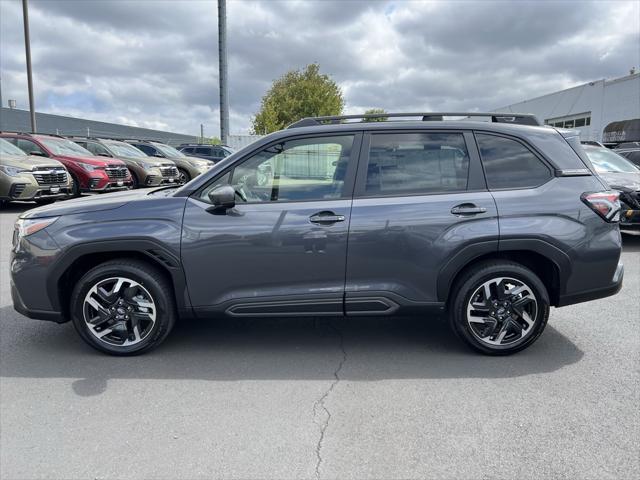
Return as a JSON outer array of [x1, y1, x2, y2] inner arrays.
[[70, 260, 176, 355], [178, 168, 191, 184], [450, 261, 550, 355]]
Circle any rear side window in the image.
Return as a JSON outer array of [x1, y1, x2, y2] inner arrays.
[[476, 134, 551, 189], [365, 133, 470, 195], [181, 147, 194, 154]]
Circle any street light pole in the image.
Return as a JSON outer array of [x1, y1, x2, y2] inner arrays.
[[218, 0, 229, 146], [22, 0, 36, 133]]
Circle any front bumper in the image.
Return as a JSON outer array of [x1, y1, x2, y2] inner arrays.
[[144, 174, 180, 187], [11, 279, 65, 323], [1, 182, 71, 201], [557, 261, 624, 307]]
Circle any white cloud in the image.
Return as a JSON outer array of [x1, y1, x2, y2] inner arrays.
[[0, 0, 638, 135]]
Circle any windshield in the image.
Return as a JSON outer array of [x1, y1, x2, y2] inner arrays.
[[39, 137, 94, 157], [584, 146, 640, 174], [105, 141, 148, 158], [0, 138, 27, 156], [154, 143, 187, 158]]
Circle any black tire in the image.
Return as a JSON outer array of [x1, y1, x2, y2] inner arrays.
[[131, 172, 140, 189], [69, 174, 81, 198], [70, 259, 176, 355], [449, 261, 550, 355], [178, 168, 191, 184]]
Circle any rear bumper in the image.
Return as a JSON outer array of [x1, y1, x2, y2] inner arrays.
[[557, 261, 624, 307]]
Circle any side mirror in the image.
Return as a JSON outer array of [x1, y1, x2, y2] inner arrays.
[[207, 185, 235, 212], [154, 153, 164, 158], [30, 150, 47, 157], [97, 152, 112, 157]]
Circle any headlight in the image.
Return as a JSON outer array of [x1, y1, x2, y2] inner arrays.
[[15, 217, 59, 237], [0, 165, 29, 177], [77, 162, 102, 172]]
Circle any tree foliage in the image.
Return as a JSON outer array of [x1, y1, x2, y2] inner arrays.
[[251, 64, 344, 134], [363, 108, 388, 122]]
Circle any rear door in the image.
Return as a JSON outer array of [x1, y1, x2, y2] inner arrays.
[[345, 130, 499, 314]]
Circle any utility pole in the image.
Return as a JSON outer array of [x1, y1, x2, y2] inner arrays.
[[22, 0, 36, 133], [218, 0, 229, 146], [200, 123, 204, 143]]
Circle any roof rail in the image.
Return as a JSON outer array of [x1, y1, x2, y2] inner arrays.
[[287, 112, 541, 129]]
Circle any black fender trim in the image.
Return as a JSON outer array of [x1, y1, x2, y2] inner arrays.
[[499, 238, 571, 294], [46, 238, 192, 317], [437, 240, 499, 302], [436, 238, 571, 303]]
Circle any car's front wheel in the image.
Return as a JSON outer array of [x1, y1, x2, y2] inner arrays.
[[70, 260, 176, 355], [450, 261, 550, 355], [178, 168, 191, 184]]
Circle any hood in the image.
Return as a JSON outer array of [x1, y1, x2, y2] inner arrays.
[[20, 188, 153, 219], [55, 153, 125, 167], [0, 153, 65, 170], [597, 171, 640, 191], [114, 155, 168, 166]]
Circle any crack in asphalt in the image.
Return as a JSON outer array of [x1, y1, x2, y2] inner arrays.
[[312, 321, 347, 480]]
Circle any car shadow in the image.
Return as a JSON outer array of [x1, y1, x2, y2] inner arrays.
[[0, 305, 584, 397]]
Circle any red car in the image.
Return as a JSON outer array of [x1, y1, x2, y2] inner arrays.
[[0, 132, 132, 196]]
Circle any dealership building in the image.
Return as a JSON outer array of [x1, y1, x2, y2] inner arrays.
[[493, 72, 640, 143]]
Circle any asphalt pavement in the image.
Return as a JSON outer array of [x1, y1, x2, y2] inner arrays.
[[1, 202, 638, 480]]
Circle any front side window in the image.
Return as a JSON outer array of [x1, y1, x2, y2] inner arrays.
[[365, 132, 470, 195], [583, 146, 640, 174], [86, 142, 111, 156], [135, 144, 156, 156], [201, 135, 354, 203], [38, 138, 93, 157], [0, 138, 27, 156], [196, 147, 212, 156], [476, 134, 552, 189], [104, 141, 148, 158], [16, 139, 47, 156]]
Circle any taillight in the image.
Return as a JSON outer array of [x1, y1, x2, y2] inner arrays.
[[581, 191, 621, 222]]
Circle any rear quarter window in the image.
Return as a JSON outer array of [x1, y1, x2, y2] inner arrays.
[[476, 133, 552, 189]]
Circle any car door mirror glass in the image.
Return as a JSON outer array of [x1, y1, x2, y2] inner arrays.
[[208, 185, 236, 211]]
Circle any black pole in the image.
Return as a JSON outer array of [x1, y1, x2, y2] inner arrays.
[[22, 0, 36, 132]]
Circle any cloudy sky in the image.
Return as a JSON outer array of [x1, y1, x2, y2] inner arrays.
[[1, 0, 638, 136]]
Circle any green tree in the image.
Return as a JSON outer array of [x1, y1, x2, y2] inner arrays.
[[251, 63, 344, 134], [363, 108, 388, 122]]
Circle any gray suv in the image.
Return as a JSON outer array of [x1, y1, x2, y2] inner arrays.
[[10, 113, 624, 356]]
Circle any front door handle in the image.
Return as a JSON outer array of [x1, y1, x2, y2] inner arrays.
[[451, 204, 487, 216], [309, 211, 346, 224]]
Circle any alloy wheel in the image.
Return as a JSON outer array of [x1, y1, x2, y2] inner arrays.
[[466, 277, 538, 347], [82, 277, 156, 347]]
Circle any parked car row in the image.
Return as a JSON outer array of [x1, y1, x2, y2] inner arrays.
[[0, 132, 231, 205]]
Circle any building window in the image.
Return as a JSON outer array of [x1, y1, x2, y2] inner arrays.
[[545, 113, 591, 129]]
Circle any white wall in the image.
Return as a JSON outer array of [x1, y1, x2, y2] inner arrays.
[[493, 73, 640, 141]]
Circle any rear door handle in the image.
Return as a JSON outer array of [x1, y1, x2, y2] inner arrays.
[[451, 204, 487, 215], [309, 211, 346, 224]]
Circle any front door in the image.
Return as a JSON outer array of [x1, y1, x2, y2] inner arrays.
[[181, 133, 361, 317], [345, 130, 499, 314]]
